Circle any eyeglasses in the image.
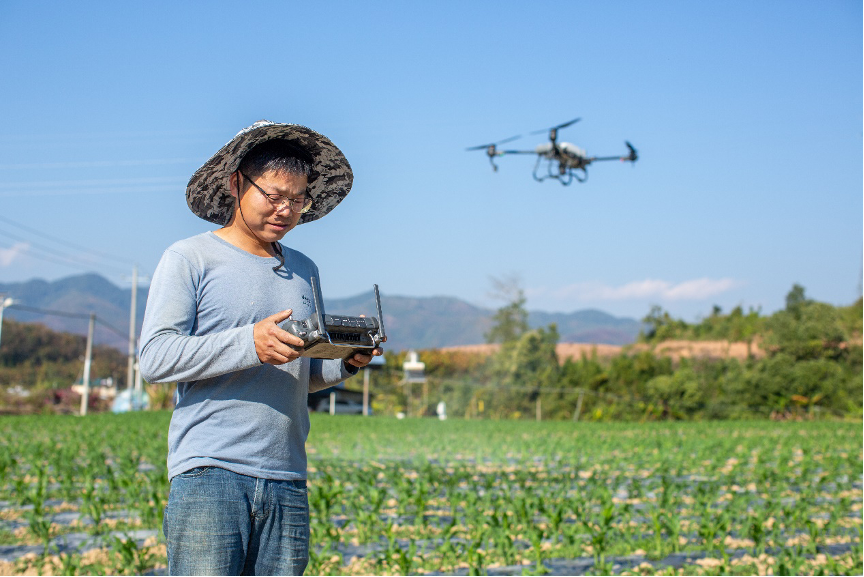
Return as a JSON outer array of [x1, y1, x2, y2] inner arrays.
[[239, 171, 312, 214]]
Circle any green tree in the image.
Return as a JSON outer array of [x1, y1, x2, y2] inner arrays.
[[645, 366, 703, 419], [837, 297, 862, 339], [785, 283, 810, 317], [501, 324, 560, 387], [490, 324, 560, 419], [744, 353, 848, 417], [484, 274, 529, 345], [640, 305, 689, 342], [764, 301, 846, 360]]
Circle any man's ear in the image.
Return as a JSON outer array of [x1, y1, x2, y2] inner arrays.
[[229, 171, 240, 200]]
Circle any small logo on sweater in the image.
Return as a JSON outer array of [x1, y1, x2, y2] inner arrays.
[[302, 295, 313, 306]]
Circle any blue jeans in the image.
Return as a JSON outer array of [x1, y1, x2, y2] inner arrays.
[[163, 466, 310, 575]]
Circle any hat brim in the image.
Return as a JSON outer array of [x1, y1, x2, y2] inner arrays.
[[186, 121, 353, 226]]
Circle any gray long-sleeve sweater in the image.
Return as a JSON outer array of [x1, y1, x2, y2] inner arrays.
[[139, 232, 355, 480]]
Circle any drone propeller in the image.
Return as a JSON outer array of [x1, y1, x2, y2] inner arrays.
[[625, 141, 638, 162], [530, 117, 582, 135], [465, 135, 521, 152], [467, 135, 521, 172]]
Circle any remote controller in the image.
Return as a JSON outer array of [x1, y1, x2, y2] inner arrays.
[[281, 278, 386, 360]]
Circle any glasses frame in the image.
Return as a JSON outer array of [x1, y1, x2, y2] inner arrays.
[[239, 170, 312, 214]]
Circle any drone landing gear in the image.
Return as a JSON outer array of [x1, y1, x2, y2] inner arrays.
[[532, 158, 587, 185], [571, 167, 588, 183]]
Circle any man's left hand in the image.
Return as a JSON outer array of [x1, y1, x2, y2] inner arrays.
[[345, 347, 384, 370], [344, 313, 386, 370]]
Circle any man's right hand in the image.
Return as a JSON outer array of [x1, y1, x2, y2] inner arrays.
[[253, 309, 306, 365]]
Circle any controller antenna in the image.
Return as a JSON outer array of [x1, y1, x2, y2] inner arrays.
[[309, 276, 327, 340], [374, 284, 386, 343]]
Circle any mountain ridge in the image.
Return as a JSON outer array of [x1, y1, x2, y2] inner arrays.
[[1, 274, 642, 352]]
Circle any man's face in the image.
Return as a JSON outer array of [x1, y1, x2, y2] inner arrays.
[[231, 170, 309, 243]]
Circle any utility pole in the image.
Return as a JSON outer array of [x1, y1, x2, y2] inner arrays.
[[0, 296, 15, 350], [127, 265, 138, 391], [80, 313, 95, 416]]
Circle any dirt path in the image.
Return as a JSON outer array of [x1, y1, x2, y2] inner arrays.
[[440, 340, 764, 363]]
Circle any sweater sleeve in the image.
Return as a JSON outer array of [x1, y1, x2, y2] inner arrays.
[[308, 358, 359, 393], [139, 248, 261, 384]]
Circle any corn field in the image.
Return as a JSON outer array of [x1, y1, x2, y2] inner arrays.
[[0, 412, 861, 575]]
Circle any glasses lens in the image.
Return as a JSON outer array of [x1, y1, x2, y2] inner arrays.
[[297, 197, 312, 213], [270, 195, 311, 213]]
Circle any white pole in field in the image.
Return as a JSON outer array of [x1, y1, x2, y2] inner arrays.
[[0, 297, 15, 349], [405, 382, 412, 417], [80, 313, 95, 416], [135, 359, 144, 410], [362, 368, 370, 416], [572, 390, 585, 422], [329, 391, 336, 415], [127, 265, 138, 391]]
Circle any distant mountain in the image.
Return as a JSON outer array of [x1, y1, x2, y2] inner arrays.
[[327, 293, 496, 352], [0, 274, 147, 353], [528, 309, 643, 346], [326, 292, 642, 350], [1, 274, 642, 352]]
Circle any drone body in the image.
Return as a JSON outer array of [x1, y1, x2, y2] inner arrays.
[[467, 118, 637, 185]]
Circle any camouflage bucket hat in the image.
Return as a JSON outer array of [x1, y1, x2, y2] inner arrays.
[[186, 120, 353, 226]]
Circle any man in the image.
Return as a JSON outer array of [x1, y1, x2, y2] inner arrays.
[[139, 120, 382, 576]]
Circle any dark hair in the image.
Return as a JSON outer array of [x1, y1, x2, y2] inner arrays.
[[238, 139, 315, 180]]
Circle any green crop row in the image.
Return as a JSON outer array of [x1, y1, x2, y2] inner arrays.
[[0, 413, 861, 575]]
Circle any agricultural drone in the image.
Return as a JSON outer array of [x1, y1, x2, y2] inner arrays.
[[467, 118, 638, 185]]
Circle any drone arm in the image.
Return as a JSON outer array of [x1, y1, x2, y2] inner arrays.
[[497, 149, 537, 155], [484, 149, 534, 171], [589, 150, 638, 163], [588, 155, 629, 162], [588, 141, 638, 163]]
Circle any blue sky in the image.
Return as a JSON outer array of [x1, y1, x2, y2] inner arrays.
[[0, 0, 861, 323]]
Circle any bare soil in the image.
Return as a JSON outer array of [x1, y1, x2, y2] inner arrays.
[[440, 339, 765, 363]]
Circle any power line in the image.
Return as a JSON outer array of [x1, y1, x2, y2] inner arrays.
[[95, 317, 130, 342], [0, 176, 181, 191], [0, 228, 127, 273], [96, 317, 129, 341], [0, 180, 182, 199], [0, 158, 197, 170], [6, 304, 129, 342], [7, 303, 91, 320], [0, 234, 129, 277], [0, 214, 132, 266]]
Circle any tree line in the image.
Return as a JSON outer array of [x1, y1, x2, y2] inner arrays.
[[1, 283, 860, 420], [0, 319, 127, 413], [371, 284, 862, 421]]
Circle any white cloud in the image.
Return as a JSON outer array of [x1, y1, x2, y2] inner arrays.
[[0, 242, 29, 266], [537, 277, 742, 302]]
